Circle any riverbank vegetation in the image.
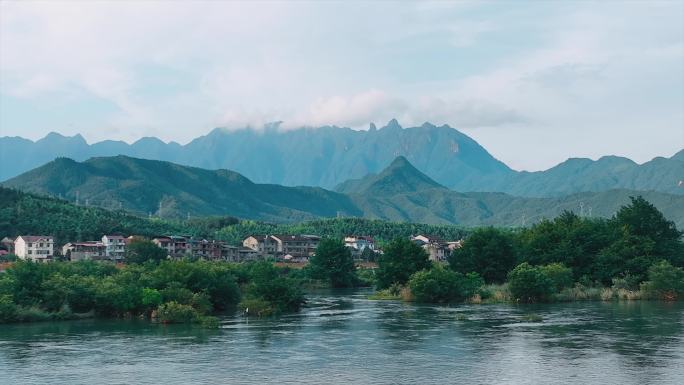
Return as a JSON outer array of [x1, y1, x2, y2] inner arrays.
[[0, 258, 304, 325], [372, 197, 684, 304]]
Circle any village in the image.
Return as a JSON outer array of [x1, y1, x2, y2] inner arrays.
[[0, 233, 462, 265]]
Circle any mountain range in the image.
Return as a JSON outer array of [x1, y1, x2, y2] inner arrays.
[[4, 155, 683, 228], [3, 120, 681, 197]]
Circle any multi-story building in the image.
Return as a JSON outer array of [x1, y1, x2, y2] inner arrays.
[[152, 236, 174, 256], [271, 234, 320, 260], [62, 242, 107, 261], [189, 238, 223, 260], [14, 235, 54, 262], [243, 234, 321, 261], [344, 235, 376, 258], [102, 235, 126, 261], [242, 235, 279, 255], [411, 234, 449, 262]]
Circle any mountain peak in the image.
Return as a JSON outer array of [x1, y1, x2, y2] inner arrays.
[[389, 155, 410, 167], [383, 118, 402, 130], [335, 156, 445, 195]]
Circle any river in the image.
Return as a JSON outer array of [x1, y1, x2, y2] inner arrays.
[[1, 289, 683, 385]]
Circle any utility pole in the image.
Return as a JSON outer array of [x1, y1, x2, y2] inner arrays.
[[579, 202, 585, 217]]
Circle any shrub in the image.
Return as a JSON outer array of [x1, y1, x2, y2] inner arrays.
[[539, 263, 573, 292], [156, 301, 201, 323], [0, 294, 17, 322], [644, 260, 684, 300], [237, 298, 274, 317], [408, 266, 483, 304], [507, 263, 554, 302]]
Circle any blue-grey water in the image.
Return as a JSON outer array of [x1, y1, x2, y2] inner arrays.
[[1, 289, 683, 385]]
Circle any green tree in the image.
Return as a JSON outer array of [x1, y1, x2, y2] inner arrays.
[[539, 263, 573, 292], [125, 239, 167, 264], [308, 238, 356, 287], [645, 260, 684, 300], [449, 227, 517, 284], [376, 238, 431, 289], [243, 262, 304, 313], [141, 288, 162, 312], [507, 263, 554, 303], [408, 266, 483, 303], [0, 295, 17, 322]]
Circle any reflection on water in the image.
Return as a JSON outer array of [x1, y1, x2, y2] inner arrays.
[[1, 289, 682, 385]]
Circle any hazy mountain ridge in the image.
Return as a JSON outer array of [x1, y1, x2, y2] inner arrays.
[[4, 155, 683, 228], [1, 121, 681, 196]]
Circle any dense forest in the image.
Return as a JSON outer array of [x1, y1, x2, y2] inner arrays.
[[0, 187, 468, 247], [368, 196, 684, 303]]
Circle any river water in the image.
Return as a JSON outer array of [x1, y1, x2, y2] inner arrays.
[[1, 289, 683, 385]]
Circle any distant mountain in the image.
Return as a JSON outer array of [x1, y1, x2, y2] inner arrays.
[[4, 155, 683, 228], [0, 121, 514, 190], [2, 156, 361, 222], [487, 153, 684, 197], [341, 156, 684, 227], [2, 122, 680, 197]]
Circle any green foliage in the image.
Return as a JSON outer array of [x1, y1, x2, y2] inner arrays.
[[0, 294, 17, 322], [125, 239, 168, 264], [408, 266, 483, 303], [644, 260, 684, 300], [216, 217, 468, 246], [449, 227, 517, 284], [0, 253, 17, 262], [0, 187, 191, 246], [376, 238, 431, 289], [539, 263, 573, 292], [237, 298, 274, 317], [307, 238, 356, 288], [156, 301, 200, 323], [0, 259, 306, 324], [241, 261, 305, 313], [141, 288, 162, 311], [507, 263, 554, 303]]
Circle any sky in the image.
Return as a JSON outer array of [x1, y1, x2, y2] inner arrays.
[[1, 0, 683, 171]]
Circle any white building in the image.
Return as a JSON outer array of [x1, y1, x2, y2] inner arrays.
[[62, 242, 107, 262], [344, 236, 376, 252], [14, 235, 54, 262], [410, 235, 449, 262], [102, 235, 126, 261]]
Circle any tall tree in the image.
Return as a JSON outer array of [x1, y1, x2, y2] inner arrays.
[[125, 239, 167, 264], [308, 238, 357, 288], [449, 227, 517, 284], [376, 238, 430, 289]]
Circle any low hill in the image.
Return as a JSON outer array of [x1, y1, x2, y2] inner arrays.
[[4, 155, 684, 228], [0, 187, 189, 245], [2, 156, 362, 222]]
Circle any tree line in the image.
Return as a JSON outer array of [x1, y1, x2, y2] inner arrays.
[[309, 197, 684, 302]]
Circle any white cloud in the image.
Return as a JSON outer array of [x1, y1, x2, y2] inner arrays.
[[1, 1, 682, 170]]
